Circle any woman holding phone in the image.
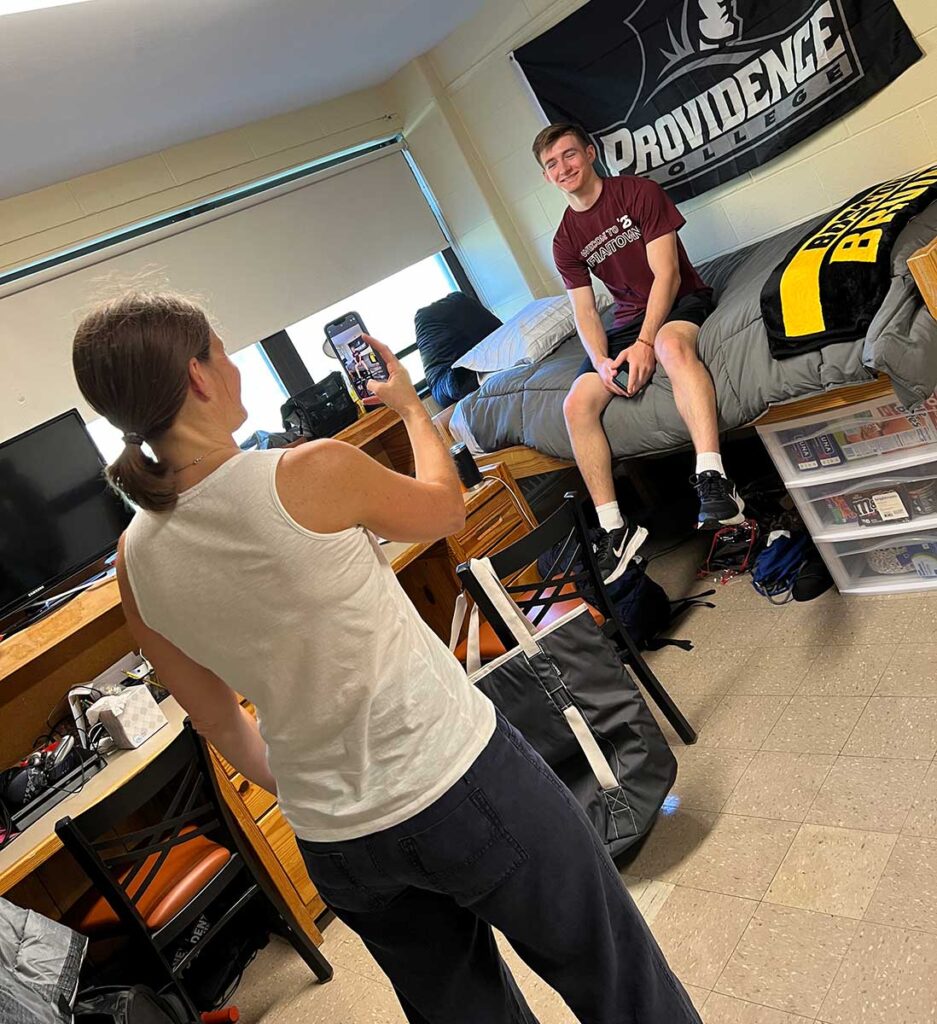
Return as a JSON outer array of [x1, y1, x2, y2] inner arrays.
[[72, 292, 699, 1024]]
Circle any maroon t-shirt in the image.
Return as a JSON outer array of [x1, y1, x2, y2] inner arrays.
[[553, 176, 709, 328]]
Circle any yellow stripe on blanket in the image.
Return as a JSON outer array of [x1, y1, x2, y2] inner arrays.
[[777, 165, 937, 338]]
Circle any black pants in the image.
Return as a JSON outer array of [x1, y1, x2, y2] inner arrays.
[[298, 714, 700, 1023]]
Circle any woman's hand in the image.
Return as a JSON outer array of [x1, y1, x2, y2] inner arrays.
[[363, 336, 422, 417]]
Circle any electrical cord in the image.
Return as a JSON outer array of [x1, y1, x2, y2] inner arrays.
[[478, 475, 538, 531]]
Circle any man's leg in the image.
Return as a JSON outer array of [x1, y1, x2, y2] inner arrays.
[[562, 374, 641, 583], [654, 321, 744, 527], [562, 373, 616, 507]]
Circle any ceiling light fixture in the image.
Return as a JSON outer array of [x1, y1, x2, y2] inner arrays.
[[1, 0, 95, 15]]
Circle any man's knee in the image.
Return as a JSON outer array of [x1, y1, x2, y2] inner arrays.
[[654, 328, 697, 372], [564, 377, 606, 426]]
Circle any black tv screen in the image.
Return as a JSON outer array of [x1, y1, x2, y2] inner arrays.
[[0, 409, 133, 623]]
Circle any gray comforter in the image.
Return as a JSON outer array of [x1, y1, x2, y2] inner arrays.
[[450, 202, 937, 460]]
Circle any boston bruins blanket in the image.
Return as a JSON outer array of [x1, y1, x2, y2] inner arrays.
[[762, 165, 937, 357]]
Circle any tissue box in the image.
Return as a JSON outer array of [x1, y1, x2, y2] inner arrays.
[[87, 686, 167, 749]]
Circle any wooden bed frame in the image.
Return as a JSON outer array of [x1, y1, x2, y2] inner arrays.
[[433, 238, 937, 473]]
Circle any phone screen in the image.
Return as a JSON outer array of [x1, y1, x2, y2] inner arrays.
[[326, 318, 389, 401]]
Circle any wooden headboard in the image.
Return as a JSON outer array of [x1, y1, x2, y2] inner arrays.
[[909, 237, 937, 318]]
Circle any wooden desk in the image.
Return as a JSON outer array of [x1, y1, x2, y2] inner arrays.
[[0, 697, 187, 896]]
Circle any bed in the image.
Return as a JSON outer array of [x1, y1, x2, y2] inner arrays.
[[446, 202, 937, 471]]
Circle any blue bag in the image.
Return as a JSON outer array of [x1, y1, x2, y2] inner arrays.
[[751, 531, 811, 603]]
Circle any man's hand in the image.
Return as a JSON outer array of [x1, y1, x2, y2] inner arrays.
[[595, 355, 629, 397], [620, 341, 657, 396]]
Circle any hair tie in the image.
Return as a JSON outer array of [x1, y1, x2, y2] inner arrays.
[[122, 432, 146, 446]]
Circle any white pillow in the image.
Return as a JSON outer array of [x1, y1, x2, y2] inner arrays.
[[453, 293, 612, 373]]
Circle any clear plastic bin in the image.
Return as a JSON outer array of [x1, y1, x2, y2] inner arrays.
[[791, 461, 937, 541], [758, 392, 937, 486], [817, 529, 937, 594]]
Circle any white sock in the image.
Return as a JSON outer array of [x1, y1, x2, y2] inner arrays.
[[696, 452, 725, 477], [596, 501, 625, 532]]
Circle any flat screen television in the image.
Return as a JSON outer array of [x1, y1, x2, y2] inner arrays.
[[0, 409, 133, 631]]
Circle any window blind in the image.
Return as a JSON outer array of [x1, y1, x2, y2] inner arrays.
[[0, 148, 447, 439]]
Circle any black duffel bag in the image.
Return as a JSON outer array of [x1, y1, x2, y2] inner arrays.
[[280, 372, 359, 439], [452, 557, 676, 857]]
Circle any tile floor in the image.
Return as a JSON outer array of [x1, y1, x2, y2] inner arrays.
[[233, 538, 937, 1023]]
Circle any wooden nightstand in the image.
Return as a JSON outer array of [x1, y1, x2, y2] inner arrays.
[[448, 462, 537, 570]]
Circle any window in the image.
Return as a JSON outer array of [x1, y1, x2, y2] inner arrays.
[[85, 340, 288, 465], [286, 253, 458, 389]]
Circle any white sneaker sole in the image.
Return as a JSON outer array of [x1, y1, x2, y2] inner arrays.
[[698, 494, 746, 530], [602, 526, 649, 585]]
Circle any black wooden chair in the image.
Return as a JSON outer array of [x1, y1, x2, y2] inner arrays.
[[56, 719, 332, 1021], [456, 492, 697, 744]]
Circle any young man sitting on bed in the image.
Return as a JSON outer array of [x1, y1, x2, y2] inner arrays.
[[534, 122, 744, 583]]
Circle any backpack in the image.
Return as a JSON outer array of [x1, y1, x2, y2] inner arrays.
[[73, 987, 188, 1024], [751, 530, 812, 604], [537, 538, 713, 652]]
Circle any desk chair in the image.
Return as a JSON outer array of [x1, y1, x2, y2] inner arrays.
[[456, 493, 697, 745], [56, 720, 331, 1022]]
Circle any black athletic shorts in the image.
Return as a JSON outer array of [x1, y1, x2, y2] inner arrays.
[[575, 289, 715, 378]]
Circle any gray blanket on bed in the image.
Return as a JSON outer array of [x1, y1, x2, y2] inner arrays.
[[450, 202, 937, 460]]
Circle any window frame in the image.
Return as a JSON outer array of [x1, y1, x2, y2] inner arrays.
[[260, 245, 475, 399]]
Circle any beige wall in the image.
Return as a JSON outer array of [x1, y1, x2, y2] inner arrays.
[[412, 0, 937, 294], [0, 86, 399, 275]]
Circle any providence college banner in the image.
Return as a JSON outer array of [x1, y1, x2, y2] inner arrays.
[[514, 0, 922, 202]]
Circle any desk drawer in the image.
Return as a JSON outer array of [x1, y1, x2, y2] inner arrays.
[[451, 487, 522, 564], [229, 772, 276, 822]]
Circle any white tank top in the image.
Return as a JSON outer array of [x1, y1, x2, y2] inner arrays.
[[123, 449, 495, 841]]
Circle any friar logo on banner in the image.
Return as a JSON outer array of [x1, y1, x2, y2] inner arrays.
[[515, 0, 921, 202]]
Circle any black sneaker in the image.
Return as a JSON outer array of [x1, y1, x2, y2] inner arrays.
[[691, 471, 746, 530], [593, 523, 648, 584]]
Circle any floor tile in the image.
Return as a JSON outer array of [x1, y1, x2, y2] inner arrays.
[[841, 696, 937, 759], [699, 609, 790, 650], [621, 875, 675, 925], [761, 697, 868, 754], [652, 647, 753, 698], [697, 696, 790, 749], [678, 814, 798, 900], [901, 597, 937, 642], [618, 806, 716, 883], [804, 756, 930, 832], [713, 902, 857, 1017], [704, 992, 814, 1022], [328, 927, 387, 982], [649, 886, 757, 989], [863, 835, 937, 934], [683, 984, 710, 1013], [904, 762, 937, 838], [516, 973, 577, 1024], [235, 936, 376, 1023], [672, 747, 757, 812], [874, 643, 937, 696], [794, 644, 895, 696], [644, 688, 723, 745], [818, 600, 912, 646], [764, 823, 897, 919], [723, 751, 835, 821], [818, 922, 937, 1023], [729, 646, 820, 696], [346, 980, 408, 1022]]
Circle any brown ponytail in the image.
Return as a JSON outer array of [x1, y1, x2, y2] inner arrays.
[[72, 292, 212, 512]]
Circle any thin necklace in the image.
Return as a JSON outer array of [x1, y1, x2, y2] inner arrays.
[[172, 445, 234, 474]]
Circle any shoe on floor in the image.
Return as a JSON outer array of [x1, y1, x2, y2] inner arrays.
[[691, 470, 746, 530], [593, 523, 648, 584]]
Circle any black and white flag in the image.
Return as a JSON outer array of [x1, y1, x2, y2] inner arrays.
[[515, 0, 922, 202]]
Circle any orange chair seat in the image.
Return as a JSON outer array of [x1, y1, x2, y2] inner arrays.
[[75, 826, 231, 936], [454, 583, 604, 663]]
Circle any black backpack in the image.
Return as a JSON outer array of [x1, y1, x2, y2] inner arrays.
[[74, 987, 188, 1024], [536, 540, 713, 652]]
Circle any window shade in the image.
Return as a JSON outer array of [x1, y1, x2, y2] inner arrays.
[[0, 149, 447, 439]]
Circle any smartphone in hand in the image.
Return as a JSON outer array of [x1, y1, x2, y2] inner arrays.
[[324, 312, 389, 402]]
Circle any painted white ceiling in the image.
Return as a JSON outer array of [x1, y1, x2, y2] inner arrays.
[[0, 0, 482, 200]]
